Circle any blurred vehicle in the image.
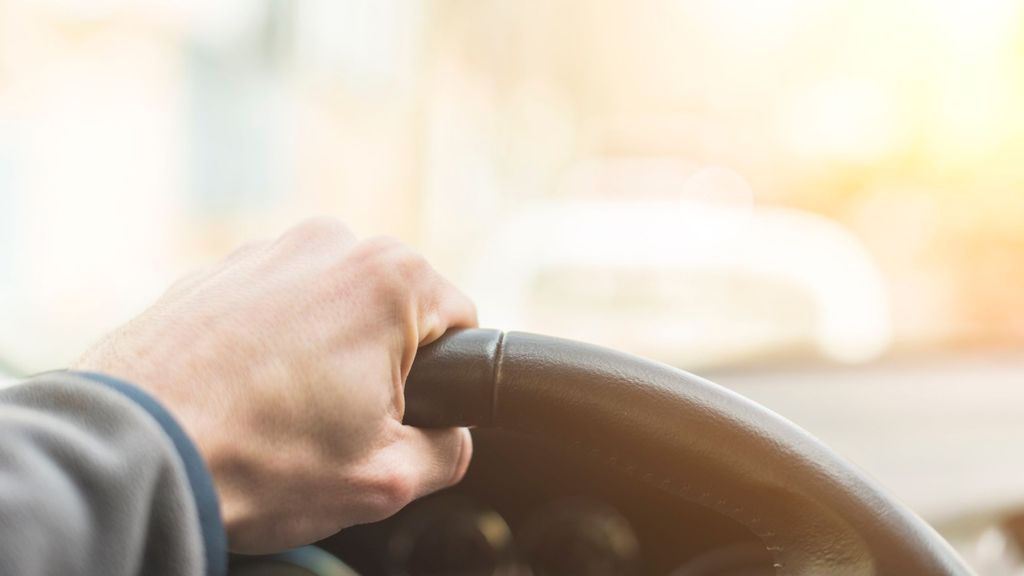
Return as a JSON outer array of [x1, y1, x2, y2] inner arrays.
[[469, 190, 890, 367]]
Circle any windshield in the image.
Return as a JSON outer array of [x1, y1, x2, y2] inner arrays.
[[1, 0, 1022, 373]]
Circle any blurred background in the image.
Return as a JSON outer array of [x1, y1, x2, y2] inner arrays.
[[3, 0, 1024, 571], [2, 0, 1023, 373]]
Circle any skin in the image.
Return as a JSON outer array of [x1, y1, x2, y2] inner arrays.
[[73, 218, 477, 554]]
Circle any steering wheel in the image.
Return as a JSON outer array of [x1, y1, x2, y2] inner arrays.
[[397, 329, 973, 576]]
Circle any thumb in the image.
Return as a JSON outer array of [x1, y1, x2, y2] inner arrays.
[[399, 426, 473, 501]]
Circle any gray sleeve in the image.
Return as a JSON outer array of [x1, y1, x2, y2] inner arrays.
[[0, 372, 226, 576]]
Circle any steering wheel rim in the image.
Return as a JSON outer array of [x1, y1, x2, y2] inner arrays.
[[404, 329, 974, 576]]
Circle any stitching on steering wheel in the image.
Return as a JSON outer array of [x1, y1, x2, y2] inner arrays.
[[491, 331, 506, 424]]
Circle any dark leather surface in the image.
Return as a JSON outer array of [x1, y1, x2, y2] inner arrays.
[[405, 330, 974, 575]]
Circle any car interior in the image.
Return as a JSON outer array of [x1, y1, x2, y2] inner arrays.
[[4, 1, 1024, 575]]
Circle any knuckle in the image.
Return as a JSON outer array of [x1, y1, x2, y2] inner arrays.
[[390, 250, 434, 288], [398, 250, 432, 279], [350, 237, 401, 275], [359, 234, 404, 254], [226, 240, 266, 262], [352, 237, 433, 293], [286, 217, 354, 245]]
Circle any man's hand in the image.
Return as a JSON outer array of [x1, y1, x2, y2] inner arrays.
[[74, 218, 477, 554]]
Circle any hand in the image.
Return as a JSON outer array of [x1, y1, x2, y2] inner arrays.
[[73, 218, 477, 553]]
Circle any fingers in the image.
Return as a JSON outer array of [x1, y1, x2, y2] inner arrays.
[[349, 236, 478, 380], [418, 278, 479, 346], [359, 236, 477, 342], [391, 275, 476, 387]]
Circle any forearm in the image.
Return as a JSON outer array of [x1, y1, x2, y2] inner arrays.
[[0, 372, 225, 576]]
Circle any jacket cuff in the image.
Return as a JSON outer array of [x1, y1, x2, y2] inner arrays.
[[72, 371, 227, 576]]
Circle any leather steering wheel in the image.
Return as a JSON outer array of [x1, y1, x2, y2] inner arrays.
[[404, 330, 974, 576]]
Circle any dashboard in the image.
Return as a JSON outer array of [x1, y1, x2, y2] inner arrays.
[[311, 429, 773, 576]]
